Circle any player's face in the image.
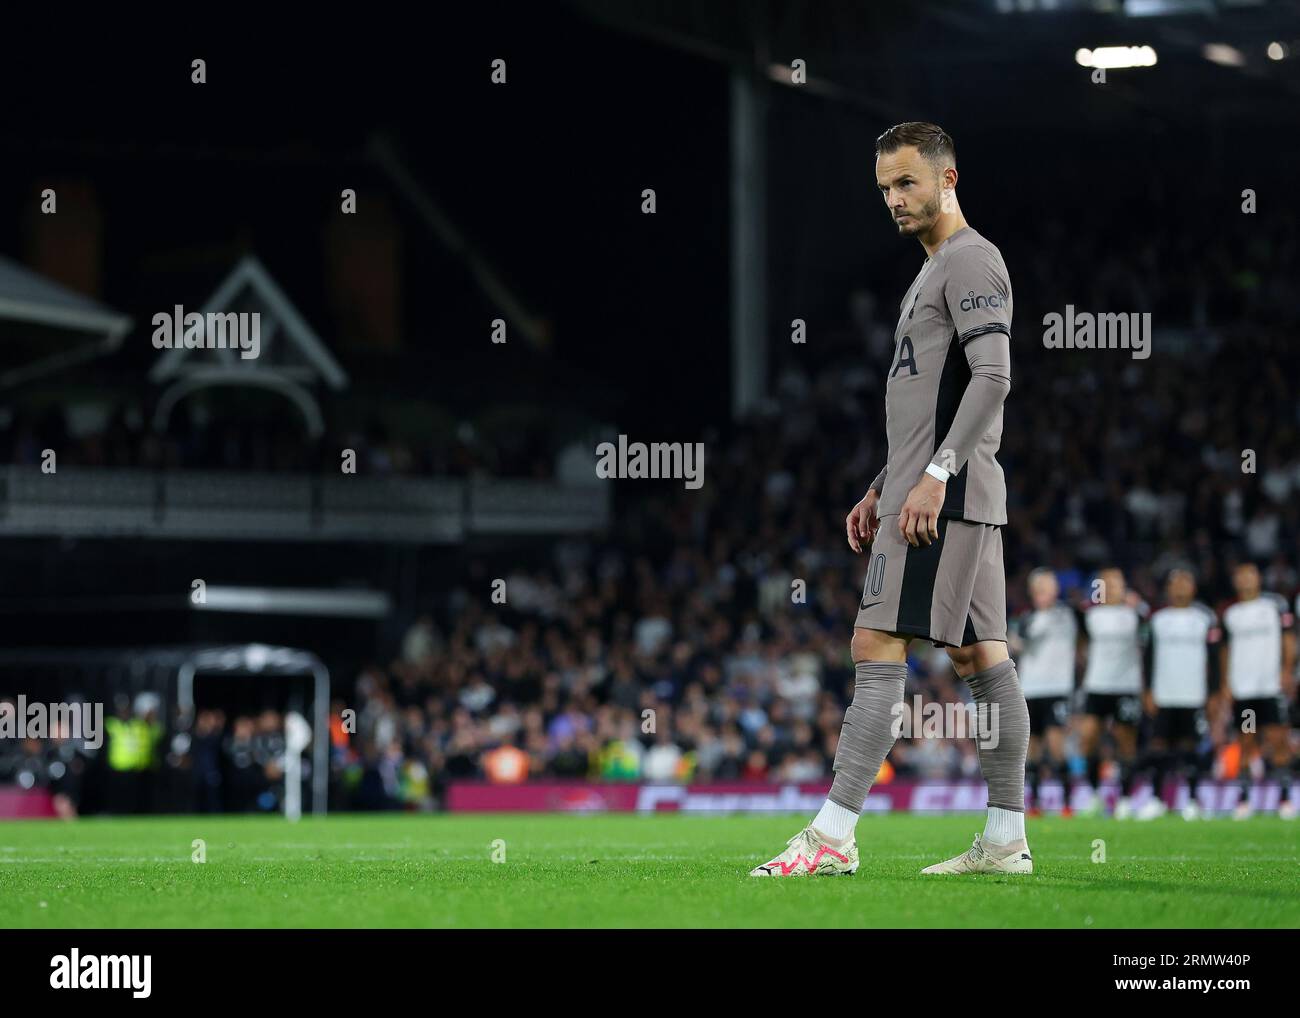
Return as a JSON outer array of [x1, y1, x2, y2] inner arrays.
[[1029, 572, 1058, 609], [1166, 571, 1194, 604], [1233, 565, 1260, 599], [1100, 569, 1126, 603], [876, 148, 942, 237]]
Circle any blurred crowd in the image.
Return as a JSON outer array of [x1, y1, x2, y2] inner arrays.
[[0, 694, 293, 816], [332, 207, 1300, 807], [5, 205, 1299, 813], [329, 603, 987, 810]]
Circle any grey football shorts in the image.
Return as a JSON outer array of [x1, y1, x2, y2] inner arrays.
[[855, 514, 1007, 648]]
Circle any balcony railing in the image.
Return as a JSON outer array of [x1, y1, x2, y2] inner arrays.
[[0, 467, 609, 542]]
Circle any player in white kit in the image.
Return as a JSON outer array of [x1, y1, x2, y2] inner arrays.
[[1220, 562, 1296, 820], [1077, 566, 1147, 817], [1009, 568, 1076, 815], [1138, 569, 1219, 820]]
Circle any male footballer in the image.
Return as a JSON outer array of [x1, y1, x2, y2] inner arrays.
[[752, 122, 1030, 876], [1221, 561, 1297, 820], [1140, 567, 1218, 820], [1012, 568, 1077, 816]]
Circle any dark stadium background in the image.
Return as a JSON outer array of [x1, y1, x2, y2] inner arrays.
[[0, 0, 1297, 814]]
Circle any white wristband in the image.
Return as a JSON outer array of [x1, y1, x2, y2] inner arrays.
[[925, 462, 950, 482]]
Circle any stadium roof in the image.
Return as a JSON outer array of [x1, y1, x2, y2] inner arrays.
[[0, 255, 132, 388], [575, 0, 1300, 129], [148, 255, 348, 437], [148, 254, 347, 390]]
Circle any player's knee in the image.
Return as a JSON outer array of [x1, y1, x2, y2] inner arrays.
[[850, 627, 875, 662], [947, 640, 1009, 678], [946, 645, 976, 676], [851, 627, 904, 663]]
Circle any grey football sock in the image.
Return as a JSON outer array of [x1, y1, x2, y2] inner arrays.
[[966, 659, 1029, 812], [828, 660, 907, 812]]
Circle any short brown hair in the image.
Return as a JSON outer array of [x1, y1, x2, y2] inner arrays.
[[875, 122, 956, 173]]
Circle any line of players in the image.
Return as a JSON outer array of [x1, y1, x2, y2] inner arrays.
[[1011, 562, 1298, 820]]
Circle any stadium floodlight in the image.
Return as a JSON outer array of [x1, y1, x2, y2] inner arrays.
[[1123, 0, 1217, 16], [193, 586, 391, 619], [1266, 41, 1287, 61], [1075, 45, 1158, 68], [1203, 43, 1245, 67]]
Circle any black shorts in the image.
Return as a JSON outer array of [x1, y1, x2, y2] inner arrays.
[[1233, 697, 1285, 728], [1026, 696, 1070, 732], [1083, 692, 1142, 726], [1153, 707, 1205, 743]]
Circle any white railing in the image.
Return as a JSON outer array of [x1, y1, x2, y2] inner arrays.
[[0, 467, 608, 542]]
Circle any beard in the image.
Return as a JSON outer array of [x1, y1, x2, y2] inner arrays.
[[895, 191, 942, 235]]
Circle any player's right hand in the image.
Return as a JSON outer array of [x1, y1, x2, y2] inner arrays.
[[846, 489, 880, 554]]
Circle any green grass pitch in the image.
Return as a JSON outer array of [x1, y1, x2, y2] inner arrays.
[[0, 813, 1296, 928]]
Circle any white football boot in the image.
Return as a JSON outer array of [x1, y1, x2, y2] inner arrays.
[[1136, 799, 1168, 821], [920, 834, 1034, 875], [1233, 800, 1255, 820], [1113, 796, 1134, 820], [1181, 801, 1202, 821], [749, 826, 858, 877], [1279, 799, 1297, 821]]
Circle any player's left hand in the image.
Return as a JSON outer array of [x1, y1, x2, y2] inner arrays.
[[899, 474, 945, 547]]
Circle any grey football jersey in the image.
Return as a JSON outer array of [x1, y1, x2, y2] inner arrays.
[[876, 227, 1012, 525]]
